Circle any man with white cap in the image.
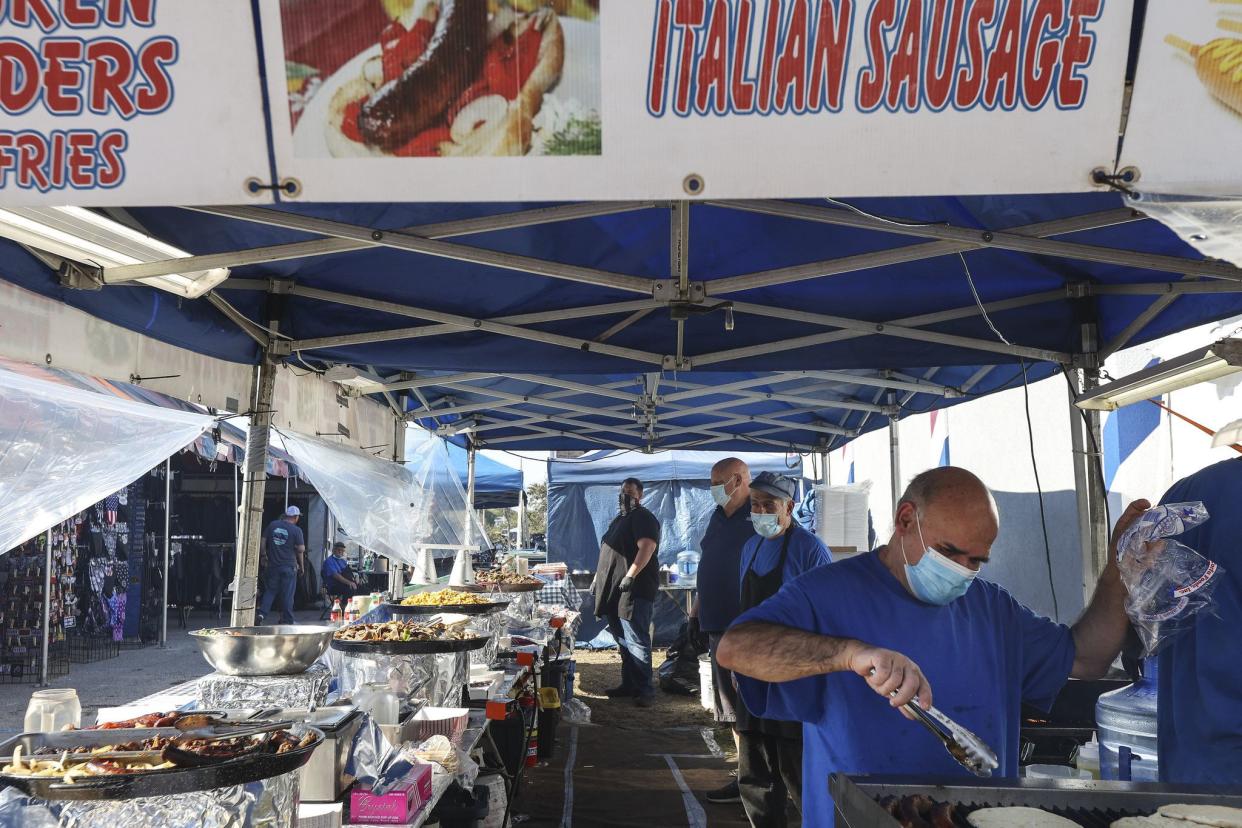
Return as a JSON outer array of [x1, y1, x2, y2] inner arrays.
[[732, 471, 831, 827], [258, 505, 306, 625]]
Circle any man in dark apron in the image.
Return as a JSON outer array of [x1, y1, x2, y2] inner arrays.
[[732, 471, 831, 827]]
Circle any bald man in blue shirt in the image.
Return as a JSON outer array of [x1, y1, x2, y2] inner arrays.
[[719, 467, 1147, 825]]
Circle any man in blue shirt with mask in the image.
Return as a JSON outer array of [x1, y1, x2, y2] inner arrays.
[[733, 471, 831, 827], [719, 466, 1148, 825], [694, 457, 754, 805], [1156, 457, 1242, 784]]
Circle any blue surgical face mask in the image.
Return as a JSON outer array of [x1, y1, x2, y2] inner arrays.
[[900, 511, 977, 605], [710, 476, 736, 508], [750, 513, 783, 539]]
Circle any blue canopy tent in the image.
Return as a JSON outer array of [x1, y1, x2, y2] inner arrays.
[[4, 194, 1242, 631], [4, 194, 1239, 458], [547, 449, 802, 573], [548, 449, 804, 647]]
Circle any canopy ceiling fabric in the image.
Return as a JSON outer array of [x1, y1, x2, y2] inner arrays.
[[4, 193, 1242, 452], [0, 365, 214, 553]]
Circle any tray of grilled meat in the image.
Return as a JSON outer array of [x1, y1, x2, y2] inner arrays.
[[0, 721, 322, 800], [831, 774, 1242, 828]]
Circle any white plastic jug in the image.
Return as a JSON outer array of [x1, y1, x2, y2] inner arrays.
[[354, 681, 399, 727], [24, 689, 80, 733]]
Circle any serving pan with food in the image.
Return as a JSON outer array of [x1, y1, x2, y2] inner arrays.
[[470, 570, 544, 592], [387, 589, 509, 616], [331, 620, 491, 655], [0, 722, 322, 800]]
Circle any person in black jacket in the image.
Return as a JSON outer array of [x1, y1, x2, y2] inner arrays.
[[591, 477, 661, 707]]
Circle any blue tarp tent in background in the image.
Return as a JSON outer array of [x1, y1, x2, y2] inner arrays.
[[550, 449, 802, 647], [406, 428, 523, 510], [547, 450, 802, 572]]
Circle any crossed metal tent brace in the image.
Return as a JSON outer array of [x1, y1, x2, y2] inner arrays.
[[81, 198, 1242, 452]]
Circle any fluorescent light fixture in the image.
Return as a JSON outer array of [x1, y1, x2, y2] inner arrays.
[[0, 206, 228, 298], [436, 418, 478, 438], [323, 365, 386, 394], [1076, 339, 1242, 411]]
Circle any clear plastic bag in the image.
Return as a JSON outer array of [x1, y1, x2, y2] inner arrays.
[[1117, 502, 1225, 655], [561, 697, 591, 725], [414, 734, 480, 791]]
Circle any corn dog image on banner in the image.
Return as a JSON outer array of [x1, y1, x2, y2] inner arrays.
[[1121, 0, 1242, 194]]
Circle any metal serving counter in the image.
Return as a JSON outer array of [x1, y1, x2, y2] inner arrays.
[[831, 774, 1242, 827]]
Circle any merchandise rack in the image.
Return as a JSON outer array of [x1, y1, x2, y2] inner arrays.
[[67, 632, 119, 664]]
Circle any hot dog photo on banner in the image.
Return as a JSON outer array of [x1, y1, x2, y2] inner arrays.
[[280, 0, 602, 158]]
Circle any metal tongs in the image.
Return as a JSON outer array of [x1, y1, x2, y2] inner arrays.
[[869, 669, 999, 777]]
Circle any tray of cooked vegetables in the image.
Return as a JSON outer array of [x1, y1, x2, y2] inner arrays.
[[331, 620, 491, 655], [0, 717, 321, 800], [470, 570, 545, 592], [386, 589, 510, 616]]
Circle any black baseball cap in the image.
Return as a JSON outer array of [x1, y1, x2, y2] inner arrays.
[[751, 471, 797, 501]]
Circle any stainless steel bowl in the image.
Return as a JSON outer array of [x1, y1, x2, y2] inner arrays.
[[190, 625, 334, 676]]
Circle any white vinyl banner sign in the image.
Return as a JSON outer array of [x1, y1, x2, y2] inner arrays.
[[263, 0, 1133, 201], [0, 0, 272, 206], [1120, 1, 1242, 194]]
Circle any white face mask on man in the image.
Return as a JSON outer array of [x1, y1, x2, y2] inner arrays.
[[710, 476, 736, 508], [899, 511, 978, 605]]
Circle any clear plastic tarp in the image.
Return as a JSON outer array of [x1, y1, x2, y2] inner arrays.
[[276, 428, 485, 566], [0, 366, 213, 554], [1128, 192, 1242, 268]]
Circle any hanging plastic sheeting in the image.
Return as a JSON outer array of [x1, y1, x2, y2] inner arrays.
[[276, 428, 485, 566], [0, 366, 213, 554], [1127, 192, 1242, 268], [404, 435, 489, 554]]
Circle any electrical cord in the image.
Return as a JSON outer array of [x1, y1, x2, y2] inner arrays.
[[958, 252, 1060, 620], [824, 196, 948, 228], [1019, 357, 1059, 620]]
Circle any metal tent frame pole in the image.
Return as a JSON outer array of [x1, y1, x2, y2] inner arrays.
[[517, 489, 527, 548], [40, 528, 52, 686], [160, 457, 171, 648], [390, 417, 407, 595], [233, 462, 240, 550], [231, 351, 278, 627], [888, 396, 902, 510], [465, 442, 477, 546], [1082, 373, 1110, 583], [1067, 372, 1097, 606]]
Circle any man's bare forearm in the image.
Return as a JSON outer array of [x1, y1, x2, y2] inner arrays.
[[1071, 498, 1150, 680], [628, 539, 657, 577], [1071, 564, 1129, 679], [717, 621, 858, 682]]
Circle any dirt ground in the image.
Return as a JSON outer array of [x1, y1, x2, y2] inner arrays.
[[570, 648, 736, 757]]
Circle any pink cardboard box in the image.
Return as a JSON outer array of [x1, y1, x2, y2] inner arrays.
[[348, 764, 434, 825]]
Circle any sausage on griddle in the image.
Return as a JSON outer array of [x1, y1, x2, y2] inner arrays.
[[929, 802, 957, 828], [358, 0, 489, 151]]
